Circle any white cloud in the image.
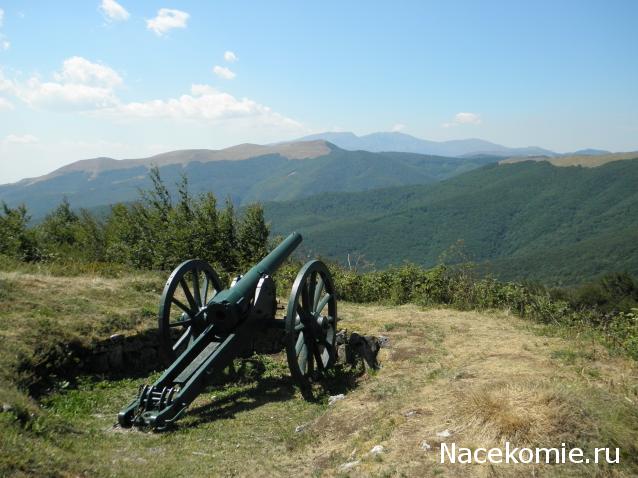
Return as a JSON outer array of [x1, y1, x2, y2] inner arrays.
[[224, 50, 238, 62], [103, 84, 302, 130], [2, 59, 301, 135], [99, 0, 130, 22], [4, 134, 39, 144], [147, 8, 189, 36], [213, 65, 236, 80], [1, 40, 9, 50], [443, 112, 482, 127], [455, 112, 481, 124], [0, 97, 14, 110], [53, 56, 123, 88], [20, 79, 118, 110], [392, 123, 406, 132], [14, 57, 122, 110]]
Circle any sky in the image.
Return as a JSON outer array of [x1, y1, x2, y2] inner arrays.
[[0, 1, 637, 184]]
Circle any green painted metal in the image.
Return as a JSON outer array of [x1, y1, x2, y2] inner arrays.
[[157, 259, 223, 361], [118, 231, 338, 430], [284, 260, 337, 393]]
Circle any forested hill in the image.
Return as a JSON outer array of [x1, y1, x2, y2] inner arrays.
[[0, 142, 498, 219], [264, 158, 638, 285]]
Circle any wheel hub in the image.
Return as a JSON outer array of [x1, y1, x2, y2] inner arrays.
[[316, 315, 329, 331]]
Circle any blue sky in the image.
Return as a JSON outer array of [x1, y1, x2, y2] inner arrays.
[[0, 1, 637, 183]]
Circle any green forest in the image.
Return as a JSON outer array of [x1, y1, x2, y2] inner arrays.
[[266, 159, 638, 285]]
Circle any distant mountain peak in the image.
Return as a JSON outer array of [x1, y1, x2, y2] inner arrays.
[[295, 131, 556, 157], [29, 140, 335, 184]]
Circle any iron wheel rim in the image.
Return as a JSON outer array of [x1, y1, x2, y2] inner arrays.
[[285, 260, 337, 391], [158, 259, 223, 362]]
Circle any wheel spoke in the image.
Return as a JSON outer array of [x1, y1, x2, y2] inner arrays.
[[313, 276, 324, 311], [179, 278, 197, 313], [304, 334, 315, 375], [171, 297, 192, 315], [202, 276, 209, 304], [301, 281, 311, 311], [315, 293, 331, 317], [192, 269, 201, 307], [296, 304, 310, 322], [321, 346, 330, 365], [298, 344, 309, 374], [310, 340, 324, 371], [307, 272, 317, 311], [172, 326, 191, 351], [295, 332, 305, 354]]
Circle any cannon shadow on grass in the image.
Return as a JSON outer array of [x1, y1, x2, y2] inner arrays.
[[181, 362, 366, 429]]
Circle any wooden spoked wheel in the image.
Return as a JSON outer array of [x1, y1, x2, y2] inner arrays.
[[158, 259, 223, 362], [285, 260, 338, 391]]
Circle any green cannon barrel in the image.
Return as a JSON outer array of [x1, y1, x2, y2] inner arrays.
[[210, 231, 302, 308]]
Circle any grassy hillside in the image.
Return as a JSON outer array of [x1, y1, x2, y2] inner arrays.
[[0, 148, 498, 219], [1, 267, 637, 477], [265, 159, 638, 284]]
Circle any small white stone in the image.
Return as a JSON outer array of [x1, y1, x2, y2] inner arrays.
[[436, 429, 452, 438], [370, 445, 384, 455], [421, 441, 431, 451], [338, 460, 360, 471], [295, 424, 306, 433], [328, 394, 345, 406]]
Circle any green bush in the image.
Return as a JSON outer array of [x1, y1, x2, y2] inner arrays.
[[3, 168, 270, 277]]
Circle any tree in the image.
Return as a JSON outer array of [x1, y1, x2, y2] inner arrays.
[[218, 197, 239, 272], [0, 202, 38, 261], [38, 197, 80, 250], [75, 209, 106, 262], [193, 192, 220, 265], [238, 203, 269, 267]]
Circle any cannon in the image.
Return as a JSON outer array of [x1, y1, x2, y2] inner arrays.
[[118, 232, 338, 429]]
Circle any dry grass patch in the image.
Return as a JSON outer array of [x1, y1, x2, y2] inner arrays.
[[294, 306, 638, 477], [455, 381, 589, 445]]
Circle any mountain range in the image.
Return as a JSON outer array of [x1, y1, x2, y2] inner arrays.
[[0, 140, 503, 219], [0, 131, 620, 220], [295, 131, 558, 157]]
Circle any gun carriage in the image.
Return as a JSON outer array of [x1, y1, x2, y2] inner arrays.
[[118, 232, 338, 429]]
